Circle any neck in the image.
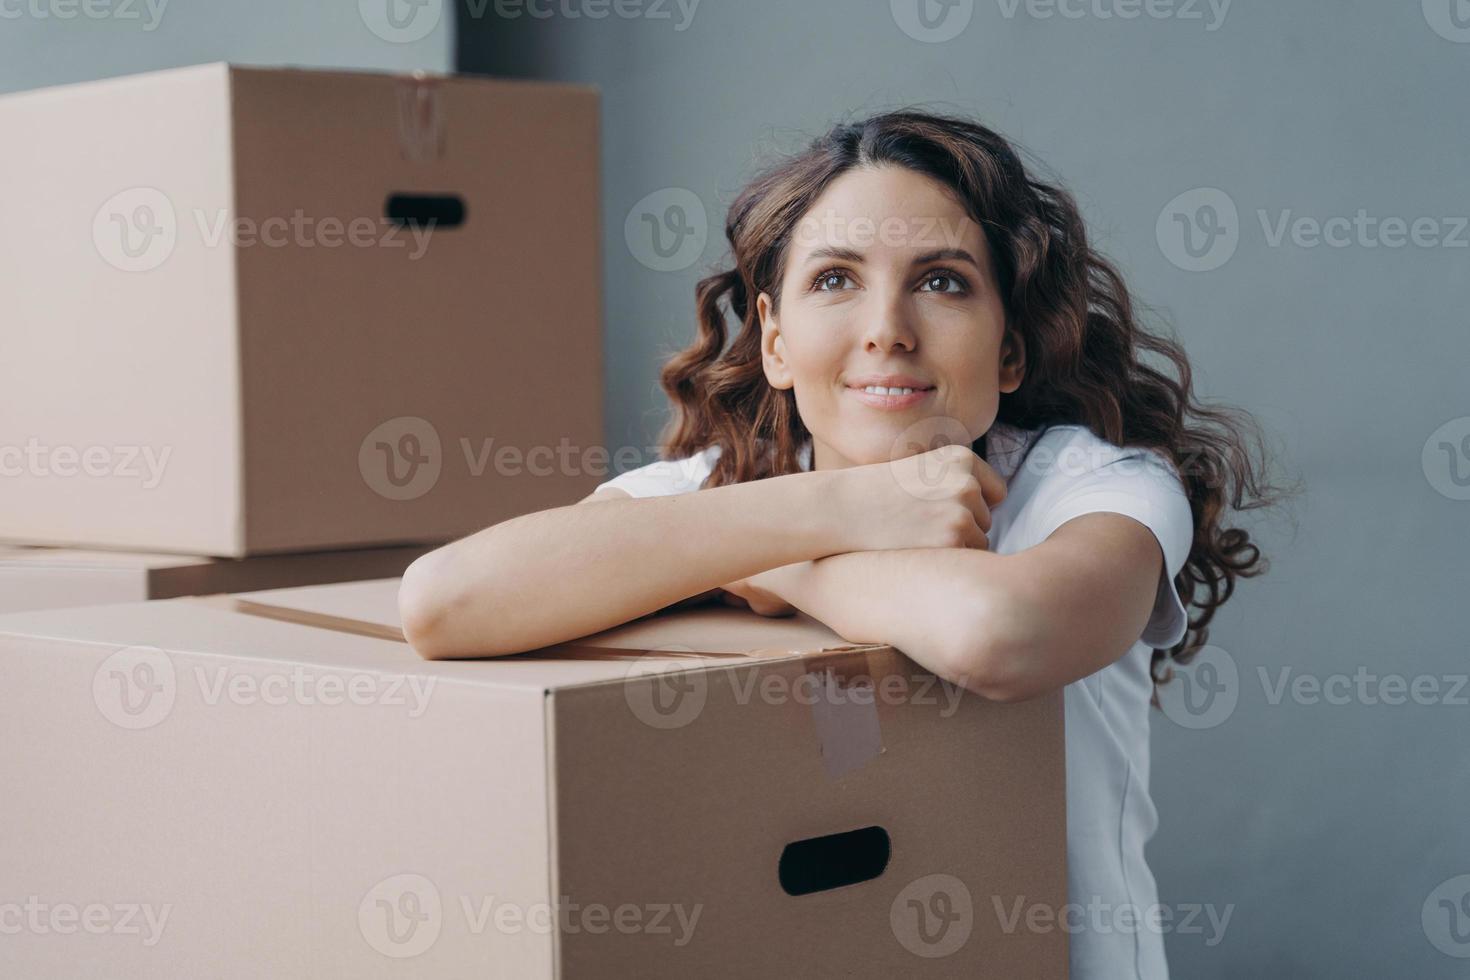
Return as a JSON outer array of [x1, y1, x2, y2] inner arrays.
[[808, 430, 994, 472]]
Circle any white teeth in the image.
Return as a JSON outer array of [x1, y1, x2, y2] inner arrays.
[[860, 385, 918, 395]]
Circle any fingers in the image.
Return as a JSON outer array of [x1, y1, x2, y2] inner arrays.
[[750, 598, 798, 617], [959, 479, 993, 534], [720, 586, 792, 616], [970, 453, 1008, 507], [925, 443, 1006, 507], [961, 519, 990, 551]]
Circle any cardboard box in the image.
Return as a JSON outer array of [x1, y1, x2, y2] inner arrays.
[[0, 544, 432, 615], [0, 64, 602, 556], [0, 579, 1068, 977]]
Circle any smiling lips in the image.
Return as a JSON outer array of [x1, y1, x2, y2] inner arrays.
[[845, 379, 936, 410]]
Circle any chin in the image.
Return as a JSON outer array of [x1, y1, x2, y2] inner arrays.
[[837, 441, 904, 467]]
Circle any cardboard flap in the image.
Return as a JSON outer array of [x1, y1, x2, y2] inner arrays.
[[0, 546, 203, 571], [226, 577, 885, 665]]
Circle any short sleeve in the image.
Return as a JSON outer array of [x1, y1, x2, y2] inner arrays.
[[1031, 441, 1195, 649], [593, 446, 720, 498]]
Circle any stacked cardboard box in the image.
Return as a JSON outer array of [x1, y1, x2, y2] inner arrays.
[[0, 544, 435, 614], [0, 578, 1068, 977], [0, 62, 604, 603]]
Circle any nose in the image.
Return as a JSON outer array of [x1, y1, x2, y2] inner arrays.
[[860, 289, 918, 353]]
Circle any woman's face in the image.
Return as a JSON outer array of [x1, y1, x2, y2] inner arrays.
[[756, 164, 1025, 470]]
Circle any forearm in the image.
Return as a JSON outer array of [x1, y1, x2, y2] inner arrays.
[[400, 469, 852, 658], [775, 548, 1016, 695]]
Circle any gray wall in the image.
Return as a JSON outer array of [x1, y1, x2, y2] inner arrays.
[[0, 0, 451, 95], [460, 1, 1470, 975]]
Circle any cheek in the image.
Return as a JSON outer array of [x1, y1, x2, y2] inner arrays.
[[789, 366, 841, 417], [931, 330, 1006, 419], [931, 335, 993, 386], [792, 369, 853, 432], [944, 308, 1008, 378], [780, 313, 846, 376]]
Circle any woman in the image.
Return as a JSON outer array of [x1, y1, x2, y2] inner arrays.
[[399, 109, 1283, 978]]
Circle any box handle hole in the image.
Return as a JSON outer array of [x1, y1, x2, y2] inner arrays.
[[385, 193, 466, 229], [778, 825, 890, 896]]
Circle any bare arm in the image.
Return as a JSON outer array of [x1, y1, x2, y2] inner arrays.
[[398, 470, 851, 659], [751, 512, 1165, 702], [756, 549, 1012, 695]]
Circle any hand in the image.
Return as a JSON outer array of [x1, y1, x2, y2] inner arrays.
[[840, 443, 1007, 553], [718, 564, 806, 617]]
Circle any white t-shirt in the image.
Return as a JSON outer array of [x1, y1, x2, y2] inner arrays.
[[594, 421, 1193, 980]]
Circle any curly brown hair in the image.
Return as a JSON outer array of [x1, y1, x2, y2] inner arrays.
[[653, 108, 1296, 704]]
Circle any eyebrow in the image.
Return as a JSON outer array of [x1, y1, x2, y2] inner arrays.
[[801, 245, 981, 268]]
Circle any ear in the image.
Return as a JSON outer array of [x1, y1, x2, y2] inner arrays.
[[998, 324, 1026, 394], [757, 291, 795, 390]]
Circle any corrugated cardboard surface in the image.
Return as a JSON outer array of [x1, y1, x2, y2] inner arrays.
[[0, 63, 241, 554], [229, 67, 603, 554], [550, 651, 1068, 977], [0, 545, 432, 614], [0, 578, 1067, 976], [0, 64, 602, 556], [0, 628, 554, 978]]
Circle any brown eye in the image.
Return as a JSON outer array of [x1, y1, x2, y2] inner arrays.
[[811, 269, 852, 292], [919, 269, 968, 294]]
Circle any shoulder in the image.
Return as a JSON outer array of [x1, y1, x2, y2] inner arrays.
[[1003, 424, 1196, 649], [592, 445, 721, 499], [1013, 425, 1184, 498], [1003, 423, 1192, 572]]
